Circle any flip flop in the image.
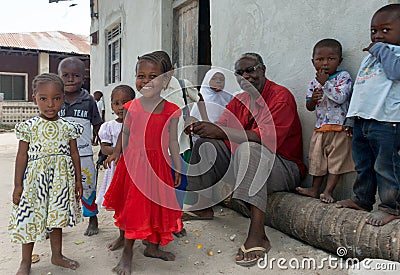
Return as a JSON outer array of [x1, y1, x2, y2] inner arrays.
[[31, 254, 40, 264], [235, 244, 271, 267], [182, 211, 214, 221]]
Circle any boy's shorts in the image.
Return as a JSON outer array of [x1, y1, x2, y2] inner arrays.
[[308, 131, 354, 176]]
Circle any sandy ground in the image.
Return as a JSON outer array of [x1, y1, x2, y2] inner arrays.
[[0, 131, 349, 275]]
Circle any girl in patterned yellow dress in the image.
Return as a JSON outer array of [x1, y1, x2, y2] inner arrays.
[[8, 73, 84, 275]]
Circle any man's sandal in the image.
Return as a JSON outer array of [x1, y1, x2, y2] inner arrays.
[[235, 244, 271, 267]]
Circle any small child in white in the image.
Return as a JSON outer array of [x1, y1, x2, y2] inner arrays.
[[95, 85, 135, 250]]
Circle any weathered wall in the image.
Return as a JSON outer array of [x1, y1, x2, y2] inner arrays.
[[210, 0, 395, 188], [90, 0, 399, 189]]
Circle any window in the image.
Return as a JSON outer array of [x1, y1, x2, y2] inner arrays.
[[106, 23, 121, 84], [0, 73, 27, 101]]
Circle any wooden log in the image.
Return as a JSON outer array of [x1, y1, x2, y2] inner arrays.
[[264, 192, 400, 262]]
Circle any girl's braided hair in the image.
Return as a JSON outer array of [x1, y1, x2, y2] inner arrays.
[[136, 52, 170, 74], [32, 73, 64, 95]]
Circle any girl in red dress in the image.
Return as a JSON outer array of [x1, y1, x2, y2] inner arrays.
[[103, 53, 183, 274]]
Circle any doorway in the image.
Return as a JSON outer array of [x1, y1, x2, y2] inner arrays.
[[172, 0, 211, 84]]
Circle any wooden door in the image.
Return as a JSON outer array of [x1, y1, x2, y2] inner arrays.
[[173, 0, 211, 84], [173, 0, 198, 69]]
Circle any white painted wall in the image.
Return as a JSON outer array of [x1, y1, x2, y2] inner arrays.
[[90, 0, 398, 189], [210, 0, 395, 189], [90, 0, 170, 118]]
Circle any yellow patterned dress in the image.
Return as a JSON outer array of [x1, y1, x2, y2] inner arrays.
[[8, 116, 83, 243]]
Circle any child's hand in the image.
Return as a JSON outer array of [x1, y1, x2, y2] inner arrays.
[[316, 68, 329, 86], [363, 42, 376, 52], [311, 88, 323, 103], [75, 181, 83, 200], [173, 171, 182, 188], [12, 185, 23, 205], [344, 126, 353, 137], [104, 153, 119, 169]]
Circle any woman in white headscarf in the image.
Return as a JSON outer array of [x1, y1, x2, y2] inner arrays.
[[191, 68, 233, 123]]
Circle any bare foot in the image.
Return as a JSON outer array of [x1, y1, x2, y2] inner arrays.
[[335, 199, 367, 211], [84, 216, 99, 236], [16, 260, 31, 275], [173, 228, 187, 238], [112, 249, 132, 275], [366, 210, 400, 226], [144, 243, 175, 261], [51, 255, 79, 270], [320, 192, 335, 203], [296, 187, 319, 198], [108, 236, 124, 251]]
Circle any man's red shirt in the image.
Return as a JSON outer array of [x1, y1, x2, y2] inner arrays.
[[217, 79, 306, 178]]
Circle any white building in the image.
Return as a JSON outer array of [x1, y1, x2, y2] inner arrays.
[[89, 0, 398, 188]]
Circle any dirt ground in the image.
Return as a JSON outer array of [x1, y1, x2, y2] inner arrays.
[[0, 131, 350, 275]]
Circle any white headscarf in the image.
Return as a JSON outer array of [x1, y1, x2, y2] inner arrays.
[[191, 68, 233, 122]]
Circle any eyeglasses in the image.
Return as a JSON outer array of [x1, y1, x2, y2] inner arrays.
[[234, 63, 262, 76]]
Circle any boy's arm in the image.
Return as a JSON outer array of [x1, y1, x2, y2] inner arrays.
[[343, 117, 354, 137], [98, 123, 113, 155], [369, 42, 400, 80], [104, 130, 122, 169], [169, 117, 181, 187], [104, 109, 128, 168], [91, 96, 103, 130], [306, 96, 317, 111], [306, 81, 321, 111], [69, 139, 82, 200], [12, 140, 29, 205], [321, 72, 352, 104], [93, 124, 101, 138]]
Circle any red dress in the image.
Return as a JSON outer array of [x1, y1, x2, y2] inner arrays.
[[103, 99, 183, 246]]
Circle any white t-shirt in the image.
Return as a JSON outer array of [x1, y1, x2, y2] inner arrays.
[[97, 99, 105, 118]]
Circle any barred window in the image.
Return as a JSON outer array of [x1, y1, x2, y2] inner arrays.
[[106, 22, 121, 84]]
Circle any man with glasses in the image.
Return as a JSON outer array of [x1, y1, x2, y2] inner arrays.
[[184, 52, 306, 266]]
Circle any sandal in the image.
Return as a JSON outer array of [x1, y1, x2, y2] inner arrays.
[[235, 244, 271, 267]]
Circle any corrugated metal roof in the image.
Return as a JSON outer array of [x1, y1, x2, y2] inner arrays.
[[0, 31, 89, 55]]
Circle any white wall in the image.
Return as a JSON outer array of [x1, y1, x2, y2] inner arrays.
[[91, 0, 397, 189], [210, 0, 394, 188], [90, 0, 170, 119]]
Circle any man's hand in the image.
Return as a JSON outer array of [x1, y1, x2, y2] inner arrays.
[[187, 121, 224, 139], [12, 185, 23, 205], [183, 116, 199, 135]]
